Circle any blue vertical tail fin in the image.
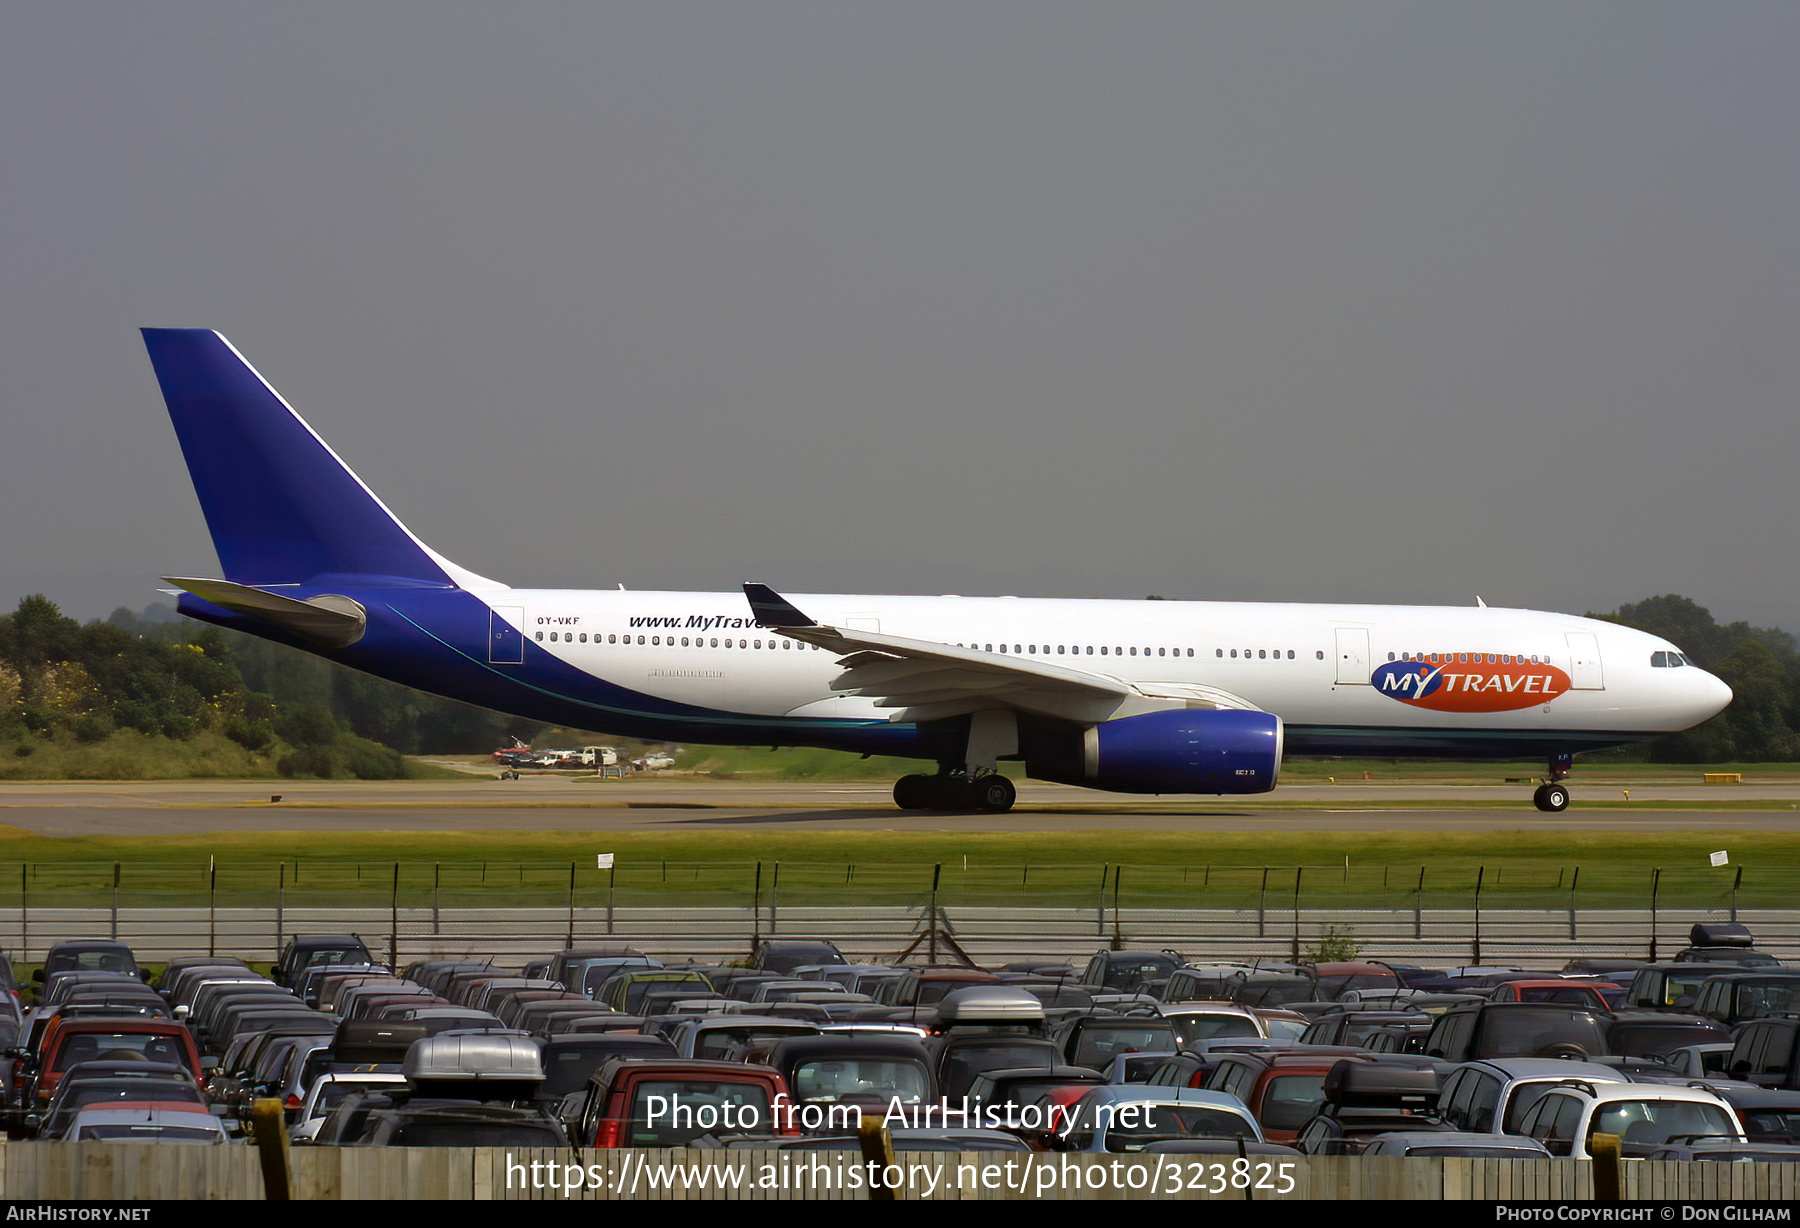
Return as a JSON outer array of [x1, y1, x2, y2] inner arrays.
[[142, 328, 490, 589]]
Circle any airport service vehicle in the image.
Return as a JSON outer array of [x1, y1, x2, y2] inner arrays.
[[142, 329, 1732, 814]]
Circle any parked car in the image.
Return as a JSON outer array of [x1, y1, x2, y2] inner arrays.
[[1515, 1082, 1743, 1158], [574, 1057, 796, 1148], [1050, 1085, 1262, 1153]]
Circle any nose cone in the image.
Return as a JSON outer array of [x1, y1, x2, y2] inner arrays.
[[1683, 667, 1734, 728]]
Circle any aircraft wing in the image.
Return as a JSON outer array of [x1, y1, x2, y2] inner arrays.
[[744, 583, 1259, 724]]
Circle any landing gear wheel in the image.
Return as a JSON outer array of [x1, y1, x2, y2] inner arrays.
[[923, 776, 968, 809], [973, 775, 1016, 814], [1533, 783, 1570, 812], [893, 775, 933, 810]]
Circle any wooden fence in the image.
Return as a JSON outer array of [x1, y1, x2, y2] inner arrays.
[[0, 1147, 1795, 1201]]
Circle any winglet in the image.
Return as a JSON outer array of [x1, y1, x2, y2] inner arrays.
[[743, 583, 816, 628]]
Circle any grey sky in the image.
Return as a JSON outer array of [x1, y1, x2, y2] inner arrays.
[[4, 4, 1797, 639]]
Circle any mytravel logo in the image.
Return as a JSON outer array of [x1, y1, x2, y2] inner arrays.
[[1371, 657, 1571, 713]]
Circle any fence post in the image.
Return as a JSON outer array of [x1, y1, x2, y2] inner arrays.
[[566, 863, 576, 950], [1291, 867, 1303, 962], [930, 863, 941, 965], [19, 864, 26, 964], [388, 862, 399, 969], [1111, 867, 1123, 950], [432, 863, 440, 936], [1731, 866, 1742, 921], [607, 859, 616, 936], [1471, 865, 1484, 964], [1414, 867, 1423, 940], [753, 862, 762, 953], [208, 855, 216, 958], [1649, 868, 1660, 960], [277, 862, 285, 956], [110, 862, 119, 941], [1568, 866, 1579, 940], [1097, 864, 1109, 938], [1257, 867, 1269, 939]]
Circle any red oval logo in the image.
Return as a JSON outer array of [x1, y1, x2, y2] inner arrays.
[[1372, 657, 1571, 712]]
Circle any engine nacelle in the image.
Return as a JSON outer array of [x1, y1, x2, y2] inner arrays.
[[1034, 708, 1282, 795]]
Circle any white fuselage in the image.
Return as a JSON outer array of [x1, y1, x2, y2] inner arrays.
[[488, 588, 1729, 750]]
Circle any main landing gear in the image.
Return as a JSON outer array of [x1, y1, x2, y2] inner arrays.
[[894, 711, 1019, 813], [1532, 753, 1574, 812], [893, 771, 1016, 814]]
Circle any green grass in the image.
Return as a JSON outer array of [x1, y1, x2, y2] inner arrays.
[[0, 827, 1791, 909]]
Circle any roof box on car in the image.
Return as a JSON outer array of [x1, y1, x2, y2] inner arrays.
[[935, 986, 1045, 1028], [403, 1033, 544, 1082], [1689, 922, 1754, 949], [1320, 1060, 1440, 1109]]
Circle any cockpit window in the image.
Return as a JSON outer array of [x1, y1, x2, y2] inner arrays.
[[1650, 652, 1691, 668]]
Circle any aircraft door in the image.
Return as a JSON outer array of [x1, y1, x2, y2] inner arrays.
[[489, 606, 525, 665], [1565, 632, 1604, 690], [1334, 629, 1370, 685]]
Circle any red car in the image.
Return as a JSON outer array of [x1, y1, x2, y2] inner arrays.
[[32, 1018, 202, 1108], [576, 1058, 798, 1148]]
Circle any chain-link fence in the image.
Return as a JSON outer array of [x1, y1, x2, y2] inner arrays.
[[0, 859, 1792, 968]]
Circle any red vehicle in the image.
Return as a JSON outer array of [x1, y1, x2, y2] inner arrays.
[[1487, 981, 1614, 1012], [576, 1058, 798, 1148], [32, 1018, 203, 1108], [1202, 1048, 1370, 1143]]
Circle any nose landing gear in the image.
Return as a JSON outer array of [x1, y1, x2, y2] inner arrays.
[[1532, 753, 1574, 812]]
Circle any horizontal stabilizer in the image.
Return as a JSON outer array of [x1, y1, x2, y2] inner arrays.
[[164, 577, 367, 649]]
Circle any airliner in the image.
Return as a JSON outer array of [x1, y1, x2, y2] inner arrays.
[[141, 329, 1733, 815]]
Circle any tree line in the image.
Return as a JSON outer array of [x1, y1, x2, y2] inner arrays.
[[0, 596, 544, 778]]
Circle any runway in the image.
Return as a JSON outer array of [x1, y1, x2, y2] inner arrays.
[[0, 775, 1794, 836]]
